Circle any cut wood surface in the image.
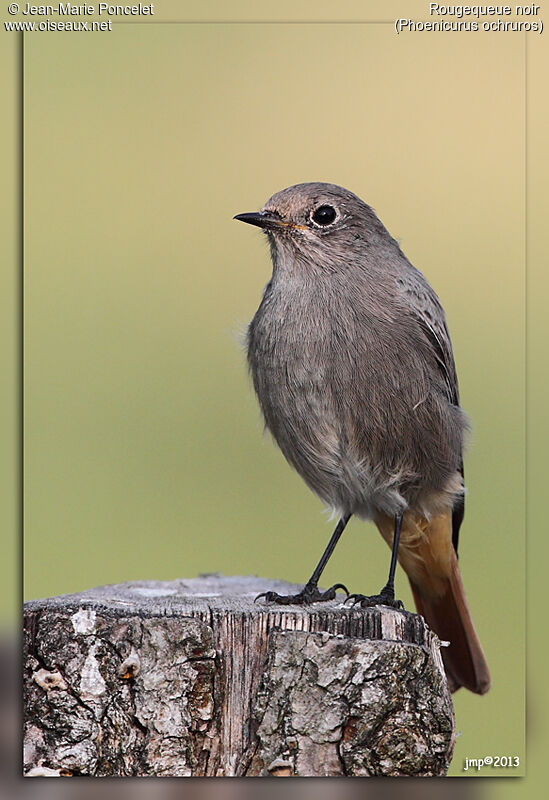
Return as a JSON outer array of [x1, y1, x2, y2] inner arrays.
[[23, 574, 455, 777]]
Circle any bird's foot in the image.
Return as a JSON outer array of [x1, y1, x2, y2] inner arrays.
[[255, 581, 349, 606], [345, 588, 404, 610]]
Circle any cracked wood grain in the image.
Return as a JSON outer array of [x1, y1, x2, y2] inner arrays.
[[23, 575, 455, 777]]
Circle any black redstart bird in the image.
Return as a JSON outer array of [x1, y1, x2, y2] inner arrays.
[[234, 182, 490, 694]]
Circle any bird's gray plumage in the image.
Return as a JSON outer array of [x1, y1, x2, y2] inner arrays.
[[245, 183, 467, 526]]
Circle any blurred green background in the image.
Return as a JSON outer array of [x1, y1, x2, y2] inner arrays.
[[12, 0, 532, 780]]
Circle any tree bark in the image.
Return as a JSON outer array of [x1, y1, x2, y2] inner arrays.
[[23, 575, 455, 777]]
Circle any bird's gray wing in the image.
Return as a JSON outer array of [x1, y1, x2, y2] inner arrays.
[[398, 273, 459, 405], [397, 271, 464, 554]]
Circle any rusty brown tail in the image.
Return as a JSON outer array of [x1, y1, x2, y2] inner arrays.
[[375, 510, 491, 695]]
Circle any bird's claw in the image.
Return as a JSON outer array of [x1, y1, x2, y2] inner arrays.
[[345, 592, 404, 610], [255, 582, 349, 606]]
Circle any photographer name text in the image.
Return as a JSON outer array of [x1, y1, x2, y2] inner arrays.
[[18, 3, 154, 14]]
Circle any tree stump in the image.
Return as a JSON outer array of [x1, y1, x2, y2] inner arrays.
[[23, 575, 455, 777]]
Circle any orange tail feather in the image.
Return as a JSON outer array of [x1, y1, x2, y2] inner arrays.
[[375, 510, 491, 695]]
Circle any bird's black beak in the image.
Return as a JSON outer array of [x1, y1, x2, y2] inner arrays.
[[234, 211, 293, 231]]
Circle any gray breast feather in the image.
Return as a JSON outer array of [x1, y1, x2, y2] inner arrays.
[[247, 276, 467, 521]]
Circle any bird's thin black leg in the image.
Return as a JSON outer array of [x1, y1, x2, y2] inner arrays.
[[346, 513, 405, 610], [256, 514, 351, 605], [379, 512, 403, 600]]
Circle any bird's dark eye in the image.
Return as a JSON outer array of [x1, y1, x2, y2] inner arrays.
[[311, 205, 337, 226]]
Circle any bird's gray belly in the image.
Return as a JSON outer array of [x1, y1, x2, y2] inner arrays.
[[247, 282, 465, 520], [250, 347, 409, 520]]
